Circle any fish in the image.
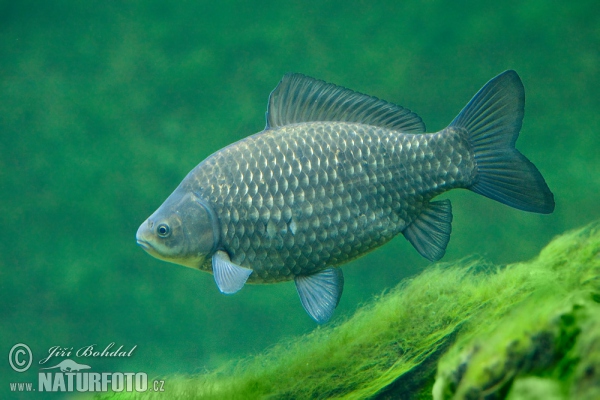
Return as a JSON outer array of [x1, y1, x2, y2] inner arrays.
[[136, 70, 554, 323]]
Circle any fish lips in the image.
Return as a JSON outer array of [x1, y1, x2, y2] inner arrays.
[[136, 220, 155, 253], [136, 226, 156, 255], [136, 239, 151, 251], [136, 238, 163, 260]]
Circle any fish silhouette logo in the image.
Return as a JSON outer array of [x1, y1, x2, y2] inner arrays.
[[40, 359, 91, 372]]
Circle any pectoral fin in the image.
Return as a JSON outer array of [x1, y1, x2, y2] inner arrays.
[[403, 199, 453, 261], [294, 268, 344, 324], [212, 251, 253, 294]]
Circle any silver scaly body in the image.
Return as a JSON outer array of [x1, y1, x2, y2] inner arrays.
[[188, 123, 473, 282]]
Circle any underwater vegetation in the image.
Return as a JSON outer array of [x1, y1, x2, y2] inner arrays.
[[107, 221, 600, 399]]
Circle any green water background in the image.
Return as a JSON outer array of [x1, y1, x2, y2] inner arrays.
[[1, 0, 598, 389]]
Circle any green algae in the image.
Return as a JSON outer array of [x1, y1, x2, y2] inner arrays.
[[104, 221, 600, 399], [433, 221, 600, 400]]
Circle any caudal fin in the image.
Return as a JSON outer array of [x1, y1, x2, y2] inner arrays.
[[450, 70, 555, 214]]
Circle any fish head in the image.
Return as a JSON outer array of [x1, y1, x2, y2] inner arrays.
[[136, 189, 218, 269]]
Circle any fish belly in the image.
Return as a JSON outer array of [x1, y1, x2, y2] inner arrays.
[[192, 122, 475, 283]]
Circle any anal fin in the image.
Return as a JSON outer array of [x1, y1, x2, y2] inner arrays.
[[295, 268, 344, 324], [403, 199, 453, 261], [212, 251, 253, 294]]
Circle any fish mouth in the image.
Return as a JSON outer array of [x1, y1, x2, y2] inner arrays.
[[136, 239, 151, 251]]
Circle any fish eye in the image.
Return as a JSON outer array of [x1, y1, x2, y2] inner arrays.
[[156, 223, 171, 238]]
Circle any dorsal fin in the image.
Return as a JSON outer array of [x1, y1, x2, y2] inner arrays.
[[266, 73, 425, 133]]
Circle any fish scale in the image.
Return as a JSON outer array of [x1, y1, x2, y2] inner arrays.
[[191, 122, 475, 283], [137, 71, 554, 323]]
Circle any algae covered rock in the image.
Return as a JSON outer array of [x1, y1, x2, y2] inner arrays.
[[106, 222, 600, 399], [433, 297, 599, 399], [433, 221, 600, 400]]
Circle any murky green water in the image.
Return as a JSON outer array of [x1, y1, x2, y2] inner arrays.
[[2, 1, 598, 396]]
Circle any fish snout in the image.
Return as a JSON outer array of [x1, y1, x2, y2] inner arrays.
[[136, 219, 154, 251]]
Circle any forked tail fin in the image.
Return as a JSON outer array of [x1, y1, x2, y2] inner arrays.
[[450, 70, 555, 214]]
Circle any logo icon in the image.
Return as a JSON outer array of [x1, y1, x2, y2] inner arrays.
[[40, 359, 91, 372], [9, 343, 32, 373]]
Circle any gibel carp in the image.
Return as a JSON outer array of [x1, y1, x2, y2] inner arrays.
[[136, 71, 554, 323]]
